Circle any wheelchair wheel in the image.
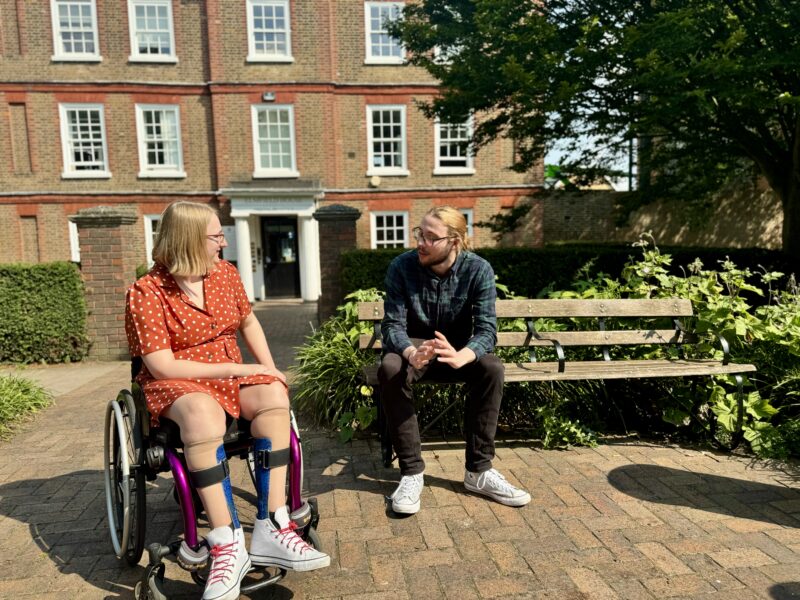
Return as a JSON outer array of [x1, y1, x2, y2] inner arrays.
[[306, 526, 322, 551], [104, 390, 147, 565]]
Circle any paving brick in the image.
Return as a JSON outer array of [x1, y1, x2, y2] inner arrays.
[[566, 566, 618, 599]]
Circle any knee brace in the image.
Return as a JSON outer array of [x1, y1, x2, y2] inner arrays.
[[185, 439, 240, 528], [252, 437, 291, 520]]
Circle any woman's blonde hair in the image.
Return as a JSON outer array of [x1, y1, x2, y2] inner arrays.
[[152, 201, 218, 276], [426, 205, 472, 251]]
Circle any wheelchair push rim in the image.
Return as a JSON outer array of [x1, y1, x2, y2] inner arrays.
[[103, 390, 146, 564]]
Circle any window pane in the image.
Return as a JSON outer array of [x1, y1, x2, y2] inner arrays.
[[65, 107, 105, 171], [367, 3, 402, 59], [56, 0, 96, 55], [256, 107, 294, 171], [251, 0, 290, 56]]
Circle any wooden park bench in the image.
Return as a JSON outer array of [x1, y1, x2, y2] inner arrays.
[[357, 298, 757, 466]]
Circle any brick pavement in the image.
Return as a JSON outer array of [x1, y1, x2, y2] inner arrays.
[[1, 301, 800, 599]]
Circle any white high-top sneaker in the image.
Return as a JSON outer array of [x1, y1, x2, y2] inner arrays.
[[202, 525, 251, 600], [250, 506, 330, 571]]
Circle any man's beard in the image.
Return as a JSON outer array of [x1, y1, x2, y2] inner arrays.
[[419, 248, 451, 269]]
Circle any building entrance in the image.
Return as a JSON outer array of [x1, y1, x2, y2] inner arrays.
[[261, 216, 301, 298]]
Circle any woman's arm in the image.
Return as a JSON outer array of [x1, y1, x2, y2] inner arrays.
[[142, 349, 273, 381], [238, 312, 286, 382]]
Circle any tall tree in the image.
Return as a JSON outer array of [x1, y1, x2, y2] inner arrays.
[[391, 0, 800, 258]]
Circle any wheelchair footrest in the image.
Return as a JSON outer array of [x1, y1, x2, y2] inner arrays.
[[241, 566, 288, 593]]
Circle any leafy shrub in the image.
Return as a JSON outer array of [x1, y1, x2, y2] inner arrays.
[[546, 235, 800, 456], [0, 374, 53, 438], [0, 262, 89, 363], [291, 289, 384, 442]]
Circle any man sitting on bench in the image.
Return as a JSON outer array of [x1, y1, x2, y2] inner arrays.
[[379, 205, 531, 515]]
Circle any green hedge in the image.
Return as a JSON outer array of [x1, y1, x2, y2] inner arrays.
[[0, 262, 89, 363], [341, 244, 795, 299]]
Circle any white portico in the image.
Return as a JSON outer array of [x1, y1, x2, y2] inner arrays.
[[224, 184, 322, 302]]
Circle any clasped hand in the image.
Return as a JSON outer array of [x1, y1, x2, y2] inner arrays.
[[409, 331, 474, 370]]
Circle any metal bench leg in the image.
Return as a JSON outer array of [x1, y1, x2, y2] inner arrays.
[[729, 374, 745, 451]]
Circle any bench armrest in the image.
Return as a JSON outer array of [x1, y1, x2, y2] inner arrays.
[[526, 318, 565, 373]]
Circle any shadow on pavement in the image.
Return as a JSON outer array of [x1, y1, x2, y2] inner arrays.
[[608, 464, 800, 526], [0, 469, 295, 599], [770, 582, 800, 599]]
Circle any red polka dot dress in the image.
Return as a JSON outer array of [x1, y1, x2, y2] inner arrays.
[[125, 260, 285, 426]]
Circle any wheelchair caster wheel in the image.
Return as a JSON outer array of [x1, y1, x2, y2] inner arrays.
[[306, 526, 322, 551], [136, 563, 168, 600]]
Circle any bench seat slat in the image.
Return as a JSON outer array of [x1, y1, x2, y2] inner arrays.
[[359, 329, 693, 350], [361, 359, 755, 385]]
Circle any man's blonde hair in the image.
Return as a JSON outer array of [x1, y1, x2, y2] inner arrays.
[[426, 206, 472, 251], [152, 201, 218, 276]]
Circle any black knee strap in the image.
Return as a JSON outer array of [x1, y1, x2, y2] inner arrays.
[[255, 447, 290, 470], [190, 459, 230, 489]]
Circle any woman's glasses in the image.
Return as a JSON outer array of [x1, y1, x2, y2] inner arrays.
[[207, 233, 226, 243]]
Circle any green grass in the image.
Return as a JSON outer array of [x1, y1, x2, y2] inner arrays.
[[0, 374, 53, 438]]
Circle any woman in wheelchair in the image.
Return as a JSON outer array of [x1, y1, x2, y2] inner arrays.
[[125, 201, 329, 600]]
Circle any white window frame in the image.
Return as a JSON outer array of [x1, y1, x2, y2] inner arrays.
[[59, 103, 111, 179], [434, 118, 475, 175], [68, 221, 81, 262], [459, 208, 474, 237], [51, 0, 101, 62], [370, 211, 408, 249], [366, 105, 408, 177], [246, 0, 293, 63], [364, 1, 404, 65], [144, 215, 161, 267], [251, 104, 300, 178], [127, 0, 177, 63], [135, 104, 186, 178]]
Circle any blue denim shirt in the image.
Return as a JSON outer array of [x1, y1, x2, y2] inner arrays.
[[381, 250, 497, 360]]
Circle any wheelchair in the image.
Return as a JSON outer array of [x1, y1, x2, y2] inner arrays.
[[103, 359, 321, 600]]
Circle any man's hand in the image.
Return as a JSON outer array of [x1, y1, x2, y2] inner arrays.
[[432, 331, 476, 369], [408, 339, 436, 370]]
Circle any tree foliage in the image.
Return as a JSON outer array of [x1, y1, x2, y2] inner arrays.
[[390, 0, 800, 258]]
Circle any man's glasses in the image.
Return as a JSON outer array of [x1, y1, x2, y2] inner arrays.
[[412, 227, 454, 246], [207, 233, 226, 243]]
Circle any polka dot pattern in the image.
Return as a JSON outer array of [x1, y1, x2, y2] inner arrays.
[[124, 260, 283, 426]]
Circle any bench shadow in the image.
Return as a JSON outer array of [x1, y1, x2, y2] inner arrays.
[[770, 582, 800, 599], [607, 464, 800, 527], [0, 469, 295, 599]]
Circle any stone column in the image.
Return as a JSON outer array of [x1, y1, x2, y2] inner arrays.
[[235, 216, 254, 301], [69, 206, 139, 360], [313, 204, 361, 322]]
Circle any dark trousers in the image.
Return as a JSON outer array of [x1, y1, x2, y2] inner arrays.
[[377, 352, 504, 476]]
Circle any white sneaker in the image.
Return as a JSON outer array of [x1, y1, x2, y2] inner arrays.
[[202, 526, 251, 600], [464, 468, 531, 507], [250, 506, 330, 572], [389, 473, 424, 514]]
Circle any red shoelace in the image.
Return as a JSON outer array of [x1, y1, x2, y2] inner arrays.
[[206, 541, 237, 585], [275, 521, 312, 554]]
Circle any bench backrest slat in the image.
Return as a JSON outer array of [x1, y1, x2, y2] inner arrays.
[[359, 329, 691, 350], [358, 298, 693, 321]]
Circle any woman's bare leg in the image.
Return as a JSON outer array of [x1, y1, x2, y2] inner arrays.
[[163, 393, 232, 528]]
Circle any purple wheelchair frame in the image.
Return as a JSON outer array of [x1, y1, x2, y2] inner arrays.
[[166, 425, 303, 549]]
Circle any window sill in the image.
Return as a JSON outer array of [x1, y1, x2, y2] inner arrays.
[[366, 168, 409, 177], [128, 55, 178, 64], [364, 57, 405, 66], [246, 55, 295, 63], [138, 170, 186, 179], [51, 55, 102, 63], [61, 171, 111, 179], [433, 167, 476, 176], [252, 170, 300, 179]]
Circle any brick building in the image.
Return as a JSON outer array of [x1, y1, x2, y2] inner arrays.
[[0, 0, 543, 301]]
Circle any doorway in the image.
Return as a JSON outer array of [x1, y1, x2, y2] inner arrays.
[[261, 217, 301, 298]]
